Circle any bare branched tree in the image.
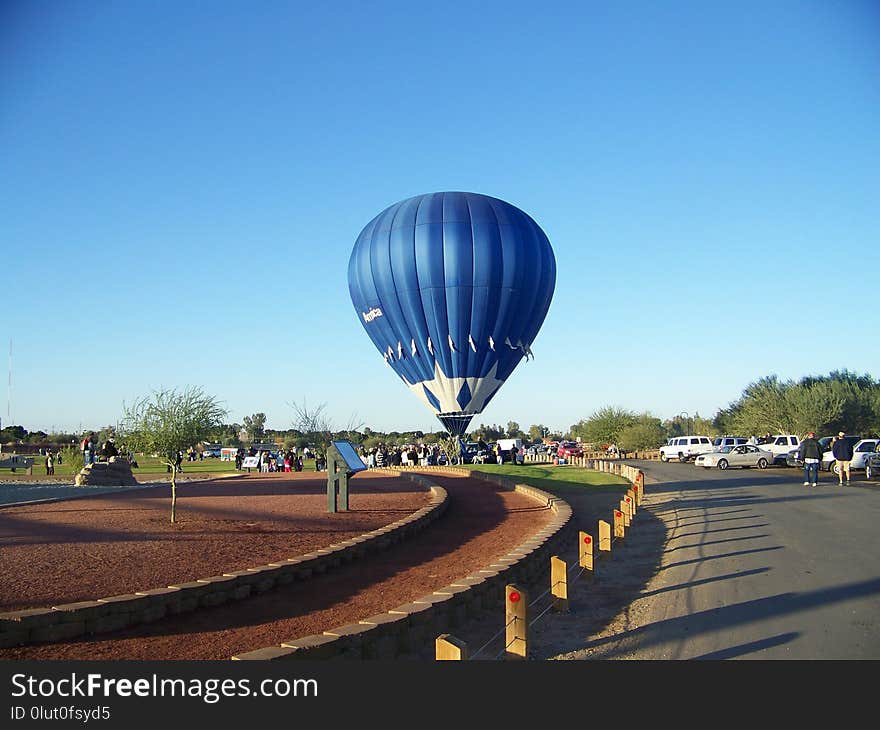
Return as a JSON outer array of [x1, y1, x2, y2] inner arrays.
[[288, 399, 365, 450], [121, 386, 227, 523], [289, 398, 334, 451]]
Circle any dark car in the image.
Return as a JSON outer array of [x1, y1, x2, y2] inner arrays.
[[785, 435, 861, 470]]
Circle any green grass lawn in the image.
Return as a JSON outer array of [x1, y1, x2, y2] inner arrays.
[[466, 462, 630, 498], [0, 454, 325, 478]]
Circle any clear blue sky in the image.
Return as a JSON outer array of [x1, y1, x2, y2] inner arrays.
[[2, 1, 879, 437]]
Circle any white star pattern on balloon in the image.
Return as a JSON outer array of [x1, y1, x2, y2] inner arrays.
[[402, 360, 505, 415]]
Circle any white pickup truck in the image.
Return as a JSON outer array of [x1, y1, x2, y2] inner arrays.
[[759, 434, 801, 464]]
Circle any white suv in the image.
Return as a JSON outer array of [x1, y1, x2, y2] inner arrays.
[[660, 436, 714, 463]]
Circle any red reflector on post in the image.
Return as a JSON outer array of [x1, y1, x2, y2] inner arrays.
[[509, 591, 521, 603], [583, 536, 591, 544]]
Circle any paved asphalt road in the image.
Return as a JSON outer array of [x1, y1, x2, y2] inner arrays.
[[550, 459, 880, 660]]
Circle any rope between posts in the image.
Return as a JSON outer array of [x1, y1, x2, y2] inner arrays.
[[528, 585, 552, 606], [470, 616, 514, 660], [529, 600, 556, 627], [447, 465, 645, 660], [492, 618, 525, 660]]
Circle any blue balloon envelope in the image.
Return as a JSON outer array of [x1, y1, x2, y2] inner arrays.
[[348, 191, 556, 436]]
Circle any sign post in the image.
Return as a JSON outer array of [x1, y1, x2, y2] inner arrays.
[[327, 440, 367, 513]]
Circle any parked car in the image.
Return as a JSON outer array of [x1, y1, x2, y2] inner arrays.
[[711, 436, 749, 452], [694, 444, 774, 470], [820, 435, 864, 472], [461, 442, 487, 464], [659, 436, 714, 462], [757, 434, 801, 465], [784, 436, 832, 468], [201, 446, 222, 458], [865, 449, 880, 480], [496, 438, 525, 464], [556, 441, 583, 458], [825, 438, 879, 476], [525, 444, 547, 456]]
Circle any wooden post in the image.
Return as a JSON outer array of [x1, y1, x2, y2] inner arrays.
[[551, 556, 568, 612], [579, 531, 594, 575], [505, 584, 528, 660], [614, 509, 625, 539], [625, 491, 636, 517], [598, 519, 611, 553], [619, 499, 631, 527], [435, 634, 468, 660]]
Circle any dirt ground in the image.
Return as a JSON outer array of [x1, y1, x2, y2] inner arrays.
[[0, 470, 554, 660]]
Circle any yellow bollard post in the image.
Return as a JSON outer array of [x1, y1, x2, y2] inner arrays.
[[619, 499, 631, 527], [598, 519, 611, 553], [579, 531, 594, 575], [435, 634, 468, 660], [613, 509, 625, 539], [505, 584, 529, 660], [550, 556, 568, 612]]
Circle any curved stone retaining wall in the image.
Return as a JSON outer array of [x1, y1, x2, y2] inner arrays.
[[0, 477, 448, 650], [232, 467, 574, 661]]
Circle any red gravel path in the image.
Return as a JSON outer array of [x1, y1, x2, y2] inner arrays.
[[0, 471, 429, 612], [0, 470, 551, 660]]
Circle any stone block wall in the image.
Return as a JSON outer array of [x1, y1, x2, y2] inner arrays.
[[0, 476, 448, 649], [232, 467, 575, 661]]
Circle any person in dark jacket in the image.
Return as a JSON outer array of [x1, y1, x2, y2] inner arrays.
[[831, 432, 854, 486], [797, 431, 823, 486]]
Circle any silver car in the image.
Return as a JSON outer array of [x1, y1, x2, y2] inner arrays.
[[694, 444, 774, 470]]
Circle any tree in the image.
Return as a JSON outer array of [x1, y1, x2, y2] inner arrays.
[[569, 406, 636, 446], [470, 423, 504, 442], [0, 425, 27, 443], [505, 421, 523, 439], [242, 413, 266, 442], [288, 398, 362, 453], [726, 375, 845, 436], [528, 424, 550, 442], [121, 386, 227, 523], [616, 415, 667, 452]]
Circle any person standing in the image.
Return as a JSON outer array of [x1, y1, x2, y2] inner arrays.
[[80, 433, 91, 466], [88, 434, 97, 466], [832, 431, 854, 486], [797, 431, 823, 487], [101, 438, 118, 461], [45, 450, 54, 475]]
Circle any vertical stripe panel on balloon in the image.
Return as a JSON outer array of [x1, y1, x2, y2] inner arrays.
[[388, 200, 435, 384], [414, 219, 453, 387], [368, 206, 421, 385], [472, 225, 503, 380], [442, 220, 473, 382]]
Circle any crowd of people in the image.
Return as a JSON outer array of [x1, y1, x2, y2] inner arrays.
[[234, 445, 322, 473], [359, 443, 446, 468]]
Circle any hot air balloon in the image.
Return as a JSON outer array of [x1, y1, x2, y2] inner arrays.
[[347, 191, 556, 442]]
